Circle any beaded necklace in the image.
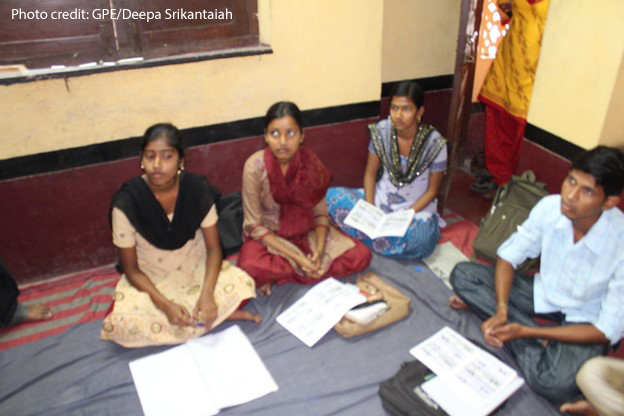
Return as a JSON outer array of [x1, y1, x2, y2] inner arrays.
[[369, 121, 446, 188]]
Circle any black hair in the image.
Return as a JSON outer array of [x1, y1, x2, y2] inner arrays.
[[391, 81, 425, 108], [140, 123, 185, 158], [572, 145, 624, 196], [264, 101, 303, 131]]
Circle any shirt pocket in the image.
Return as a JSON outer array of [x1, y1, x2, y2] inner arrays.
[[570, 263, 605, 301]]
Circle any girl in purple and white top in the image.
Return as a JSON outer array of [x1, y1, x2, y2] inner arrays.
[[327, 81, 447, 259]]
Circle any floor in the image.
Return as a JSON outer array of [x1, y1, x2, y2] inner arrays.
[[445, 168, 491, 224]]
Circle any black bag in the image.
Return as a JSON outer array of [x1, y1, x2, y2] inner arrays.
[[379, 360, 447, 416], [0, 260, 20, 328], [472, 170, 547, 264], [216, 192, 244, 257]]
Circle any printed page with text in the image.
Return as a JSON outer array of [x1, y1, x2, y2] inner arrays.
[[344, 199, 412, 239]]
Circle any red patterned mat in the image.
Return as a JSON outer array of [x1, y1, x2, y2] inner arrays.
[[0, 268, 119, 351]]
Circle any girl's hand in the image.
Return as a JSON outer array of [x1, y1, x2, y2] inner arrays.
[[194, 293, 218, 329], [162, 301, 193, 326], [297, 255, 322, 279], [308, 245, 325, 269]]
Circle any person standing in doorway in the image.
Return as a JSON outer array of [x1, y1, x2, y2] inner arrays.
[[472, 0, 550, 194]]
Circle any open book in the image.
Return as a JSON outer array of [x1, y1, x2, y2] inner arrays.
[[409, 326, 524, 416], [344, 199, 413, 239], [129, 325, 278, 416]]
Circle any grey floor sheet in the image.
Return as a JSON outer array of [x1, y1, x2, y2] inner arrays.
[[0, 254, 559, 416]]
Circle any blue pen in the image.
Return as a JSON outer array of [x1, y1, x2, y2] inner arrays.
[[195, 311, 205, 327]]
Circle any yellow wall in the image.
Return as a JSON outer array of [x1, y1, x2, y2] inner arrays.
[[528, 0, 624, 149], [382, 0, 460, 82], [4, 0, 622, 161], [0, 0, 383, 160], [600, 53, 624, 148]]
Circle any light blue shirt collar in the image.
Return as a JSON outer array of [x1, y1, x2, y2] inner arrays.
[[555, 210, 608, 256], [582, 210, 610, 255]]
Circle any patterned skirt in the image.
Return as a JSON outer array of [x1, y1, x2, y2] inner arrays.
[[326, 187, 439, 259], [100, 261, 256, 348]]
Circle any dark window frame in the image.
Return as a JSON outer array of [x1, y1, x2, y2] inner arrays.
[[1, 0, 261, 79]]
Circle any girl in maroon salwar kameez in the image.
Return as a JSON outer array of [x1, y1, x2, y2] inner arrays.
[[237, 102, 371, 294]]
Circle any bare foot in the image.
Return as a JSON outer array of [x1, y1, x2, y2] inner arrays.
[[448, 295, 469, 310], [25, 303, 53, 322], [560, 400, 598, 416], [228, 310, 262, 323], [258, 283, 273, 296]]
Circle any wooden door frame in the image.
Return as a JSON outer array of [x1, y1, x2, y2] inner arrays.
[[438, 0, 484, 212]]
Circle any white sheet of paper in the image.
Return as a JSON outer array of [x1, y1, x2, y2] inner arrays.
[[187, 326, 278, 409], [343, 199, 413, 239], [410, 326, 479, 375], [129, 325, 278, 416], [423, 241, 469, 289], [130, 343, 219, 416], [276, 278, 366, 347], [410, 326, 524, 416]]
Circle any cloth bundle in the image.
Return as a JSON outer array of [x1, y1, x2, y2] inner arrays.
[[335, 272, 410, 338]]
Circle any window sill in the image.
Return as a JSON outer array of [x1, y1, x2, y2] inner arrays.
[[0, 44, 272, 86]]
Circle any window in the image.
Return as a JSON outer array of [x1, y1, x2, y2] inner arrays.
[[1, 0, 258, 69]]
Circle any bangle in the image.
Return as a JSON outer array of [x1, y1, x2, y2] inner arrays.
[[497, 303, 508, 310]]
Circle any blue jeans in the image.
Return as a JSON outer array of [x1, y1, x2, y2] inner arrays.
[[450, 261, 607, 404]]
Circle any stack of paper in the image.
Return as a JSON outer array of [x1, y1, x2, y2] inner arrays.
[[129, 325, 278, 416], [276, 278, 366, 347], [423, 241, 470, 289], [409, 327, 524, 416]]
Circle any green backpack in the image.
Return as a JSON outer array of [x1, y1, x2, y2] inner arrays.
[[472, 171, 548, 264]]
